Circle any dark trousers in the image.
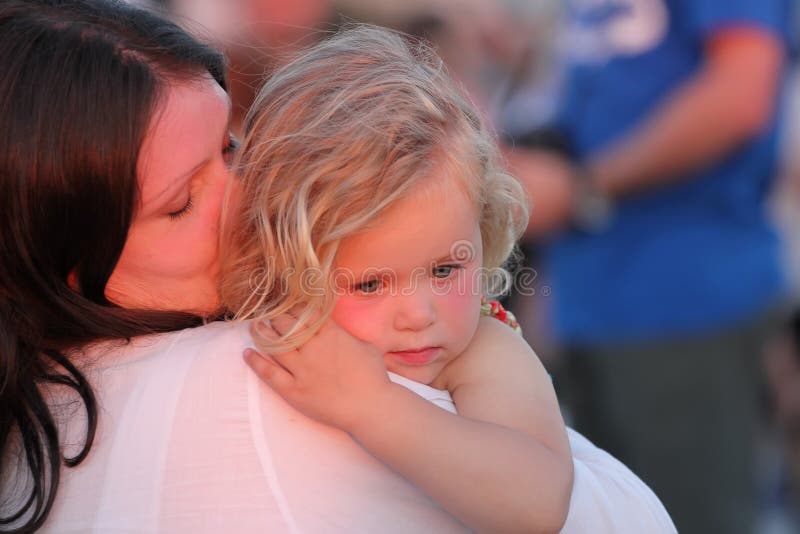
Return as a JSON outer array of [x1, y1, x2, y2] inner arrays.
[[560, 315, 777, 534]]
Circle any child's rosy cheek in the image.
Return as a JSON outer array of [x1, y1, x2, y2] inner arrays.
[[445, 268, 483, 311], [442, 288, 479, 312], [331, 297, 383, 346], [434, 273, 478, 310]]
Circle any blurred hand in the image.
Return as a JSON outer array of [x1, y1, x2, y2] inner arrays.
[[504, 146, 577, 239], [243, 314, 395, 433]]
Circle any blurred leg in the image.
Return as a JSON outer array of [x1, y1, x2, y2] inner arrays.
[[563, 316, 775, 534]]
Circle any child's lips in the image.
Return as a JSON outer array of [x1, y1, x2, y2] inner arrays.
[[387, 346, 441, 366]]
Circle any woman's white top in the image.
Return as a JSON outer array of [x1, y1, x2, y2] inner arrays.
[[4, 321, 675, 533]]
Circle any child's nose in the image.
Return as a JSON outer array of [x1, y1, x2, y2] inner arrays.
[[393, 289, 436, 332]]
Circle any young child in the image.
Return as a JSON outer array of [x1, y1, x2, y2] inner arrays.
[[221, 26, 572, 533]]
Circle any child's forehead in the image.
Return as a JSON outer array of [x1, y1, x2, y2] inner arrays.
[[336, 179, 481, 273]]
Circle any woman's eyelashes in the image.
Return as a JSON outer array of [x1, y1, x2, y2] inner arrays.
[[168, 196, 193, 220], [168, 134, 237, 221], [223, 134, 240, 165]]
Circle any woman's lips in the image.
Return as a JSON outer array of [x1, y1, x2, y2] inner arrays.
[[387, 347, 441, 366]]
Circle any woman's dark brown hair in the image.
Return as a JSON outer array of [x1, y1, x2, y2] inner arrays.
[[0, 1, 226, 530]]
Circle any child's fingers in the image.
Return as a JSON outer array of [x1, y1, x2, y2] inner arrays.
[[248, 317, 307, 372], [269, 346, 304, 374], [287, 304, 324, 326], [314, 317, 341, 336], [250, 317, 278, 341], [272, 304, 320, 334], [270, 313, 301, 336], [244, 348, 294, 391], [250, 318, 296, 357]]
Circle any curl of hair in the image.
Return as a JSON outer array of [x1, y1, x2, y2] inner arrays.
[[0, 1, 226, 531], [220, 25, 528, 354]]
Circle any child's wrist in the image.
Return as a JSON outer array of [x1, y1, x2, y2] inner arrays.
[[345, 382, 419, 439]]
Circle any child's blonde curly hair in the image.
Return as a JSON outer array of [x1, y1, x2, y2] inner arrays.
[[220, 25, 529, 352]]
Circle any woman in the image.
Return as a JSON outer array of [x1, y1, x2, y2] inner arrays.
[[0, 1, 673, 532]]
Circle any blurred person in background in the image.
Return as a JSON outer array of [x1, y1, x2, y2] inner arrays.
[[764, 5, 800, 521], [504, 1, 792, 533], [146, 0, 336, 136], [333, 0, 553, 124]]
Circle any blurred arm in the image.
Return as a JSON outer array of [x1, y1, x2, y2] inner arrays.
[[509, 27, 785, 237], [588, 27, 784, 197]]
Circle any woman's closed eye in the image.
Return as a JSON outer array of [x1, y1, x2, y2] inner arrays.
[[168, 196, 193, 220], [223, 134, 240, 166], [168, 134, 237, 221]]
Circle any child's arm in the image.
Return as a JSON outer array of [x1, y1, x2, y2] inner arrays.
[[436, 315, 573, 530], [244, 315, 572, 533]]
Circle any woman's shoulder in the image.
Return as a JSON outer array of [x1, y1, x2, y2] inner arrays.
[[40, 320, 275, 532], [46, 320, 472, 533], [135, 319, 252, 353], [82, 319, 253, 369]]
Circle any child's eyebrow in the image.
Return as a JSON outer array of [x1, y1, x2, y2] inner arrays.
[[432, 244, 479, 265], [349, 267, 395, 280], [431, 254, 459, 265]]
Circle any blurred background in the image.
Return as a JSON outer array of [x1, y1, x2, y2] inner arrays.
[[131, 1, 800, 532]]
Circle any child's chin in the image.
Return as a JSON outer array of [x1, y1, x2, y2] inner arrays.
[[387, 365, 438, 386]]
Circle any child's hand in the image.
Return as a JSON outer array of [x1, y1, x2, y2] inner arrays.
[[243, 314, 394, 433]]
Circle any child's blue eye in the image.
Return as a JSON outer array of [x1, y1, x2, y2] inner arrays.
[[432, 265, 460, 279], [353, 279, 381, 294]]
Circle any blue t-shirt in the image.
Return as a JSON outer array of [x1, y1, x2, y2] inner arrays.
[[547, 0, 790, 345]]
